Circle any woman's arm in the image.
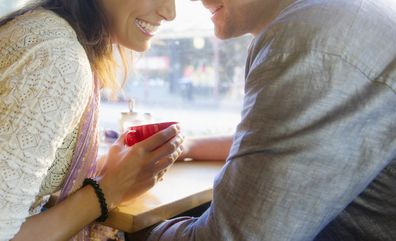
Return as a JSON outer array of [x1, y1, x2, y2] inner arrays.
[[13, 185, 101, 241], [0, 36, 182, 240], [12, 127, 183, 241], [178, 135, 232, 162]]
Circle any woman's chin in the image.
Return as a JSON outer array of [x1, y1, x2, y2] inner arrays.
[[127, 42, 151, 52]]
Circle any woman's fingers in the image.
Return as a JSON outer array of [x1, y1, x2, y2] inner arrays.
[[142, 124, 181, 152], [124, 129, 183, 168], [100, 125, 184, 205], [157, 169, 167, 181], [148, 134, 184, 162], [154, 157, 174, 173], [172, 146, 184, 161], [136, 145, 183, 183], [106, 132, 128, 161], [151, 146, 184, 179], [113, 131, 128, 147]]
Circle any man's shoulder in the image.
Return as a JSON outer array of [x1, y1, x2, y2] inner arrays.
[[257, 0, 395, 51], [248, 0, 396, 76]]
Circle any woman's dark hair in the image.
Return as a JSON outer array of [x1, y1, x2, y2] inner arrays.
[[0, 0, 128, 93]]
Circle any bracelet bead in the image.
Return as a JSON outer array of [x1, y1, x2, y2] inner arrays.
[[82, 178, 109, 222]]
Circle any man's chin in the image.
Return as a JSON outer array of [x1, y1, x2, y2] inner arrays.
[[214, 34, 229, 40], [214, 29, 232, 40], [214, 29, 244, 40]]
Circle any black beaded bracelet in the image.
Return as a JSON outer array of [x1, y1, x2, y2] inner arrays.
[[82, 178, 109, 222]]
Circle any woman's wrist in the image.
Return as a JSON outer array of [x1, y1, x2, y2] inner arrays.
[[96, 175, 119, 210], [82, 178, 109, 222]]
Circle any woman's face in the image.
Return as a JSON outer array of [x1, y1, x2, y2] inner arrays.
[[101, 0, 176, 52]]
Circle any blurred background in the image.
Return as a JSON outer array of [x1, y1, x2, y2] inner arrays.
[[1, 0, 252, 137]]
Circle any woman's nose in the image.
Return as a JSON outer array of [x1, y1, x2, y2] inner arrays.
[[157, 0, 176, 21]]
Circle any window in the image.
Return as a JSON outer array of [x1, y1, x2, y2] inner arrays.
[[1, 0, 252, 137], [0, 0, 29, 15]]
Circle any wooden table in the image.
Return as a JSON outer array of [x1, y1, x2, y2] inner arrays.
[[103, 160, 224, 233]]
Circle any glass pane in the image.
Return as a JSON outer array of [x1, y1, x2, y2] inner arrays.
[[1, 0, 252, 137], [103, 1, 251, 137], [0, 0, 29, 16]]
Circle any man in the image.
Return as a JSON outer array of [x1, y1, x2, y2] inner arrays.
[[131, 0, 396, 240]]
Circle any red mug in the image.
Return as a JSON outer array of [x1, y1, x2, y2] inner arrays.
[[124, 121, 178, 146]]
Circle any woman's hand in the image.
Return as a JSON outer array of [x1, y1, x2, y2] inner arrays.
[[99, 124, 183, 209]]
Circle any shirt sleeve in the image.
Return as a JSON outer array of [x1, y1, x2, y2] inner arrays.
[[146, 50, 396, 241], [0, 39, 92, 240]]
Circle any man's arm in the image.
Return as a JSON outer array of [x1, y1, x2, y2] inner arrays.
[[178, 135, 233, 162], [138, 50, 395, 241]]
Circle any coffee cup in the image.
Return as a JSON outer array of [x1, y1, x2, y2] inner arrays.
[[124, 121, 179, 146]]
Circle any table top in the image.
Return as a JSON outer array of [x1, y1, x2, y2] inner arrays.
[[103, 160, 224, 233]]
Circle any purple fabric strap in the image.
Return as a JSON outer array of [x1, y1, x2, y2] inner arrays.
[[56, 78, 100, 241]]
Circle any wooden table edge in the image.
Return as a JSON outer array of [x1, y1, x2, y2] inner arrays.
[[104, 188, 213, 233]]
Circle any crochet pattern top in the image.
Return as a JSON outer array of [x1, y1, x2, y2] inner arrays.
[[0, 9, 93, 240]]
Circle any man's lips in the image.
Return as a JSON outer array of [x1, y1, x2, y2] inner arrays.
[[210, 5, 223, 15]]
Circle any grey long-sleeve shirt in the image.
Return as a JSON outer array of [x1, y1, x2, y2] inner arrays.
[[147, 0, 396, 240]]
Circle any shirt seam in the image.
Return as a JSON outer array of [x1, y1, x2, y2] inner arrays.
[[255, 49, 396, 95]]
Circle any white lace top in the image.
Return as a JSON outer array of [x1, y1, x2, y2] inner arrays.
[[0, 9, 93, 240]]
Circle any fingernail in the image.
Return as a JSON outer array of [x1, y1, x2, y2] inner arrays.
[[174, 124, 181, 132]]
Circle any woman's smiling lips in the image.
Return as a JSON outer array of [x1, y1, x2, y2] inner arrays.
[[135, 19, 159, 37]]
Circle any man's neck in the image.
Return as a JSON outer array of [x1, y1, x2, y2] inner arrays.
[[252, 0, 298, 37]]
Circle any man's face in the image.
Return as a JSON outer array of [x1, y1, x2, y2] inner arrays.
[[200, 0, 285, 39]]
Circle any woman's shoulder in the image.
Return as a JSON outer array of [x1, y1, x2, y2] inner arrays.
[[0, 8, 82, 67], [3, 8, 77, 43]]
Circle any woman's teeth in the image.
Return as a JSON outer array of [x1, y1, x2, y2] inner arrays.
[[135, 19, 158, 36]]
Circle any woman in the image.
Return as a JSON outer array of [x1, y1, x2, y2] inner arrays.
[[0, 0, 182, 240]]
